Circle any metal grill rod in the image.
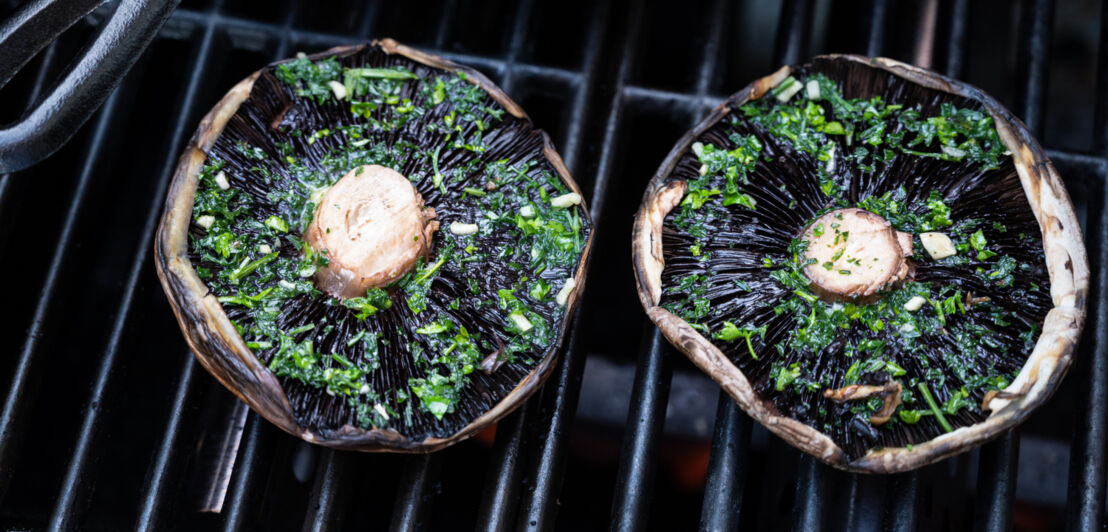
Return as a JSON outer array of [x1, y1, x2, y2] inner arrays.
[[135, 353, 198, 531], [866, 0, 888, 58], [1066, 4, 1108, 526], [1066, 171, 1108, 531], [610, 329, 674, 531], [389, 454, 442, 532], [301, 450, 349, 532], [44, 7, 226, 527], [972, 1, 1055, 527], [221, 414, 269, 532], [698, 394, 751, 531], [509, 3, 612, 530], [475, 405, 532, 532], [0, 39, 108, 500], [610, 0, 729, 528]]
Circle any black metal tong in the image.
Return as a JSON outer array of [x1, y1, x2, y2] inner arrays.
[[0, 0, 181, 173]]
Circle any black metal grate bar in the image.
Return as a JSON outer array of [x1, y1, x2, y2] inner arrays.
[[0, 39, 57, 221], [793, 456, 827, 530], [971, 1, 1055, 525], [219, 10, 306, 530], [1014, 0, 1055, 136], [558, 0, 610, 174], [432, 0, 457, 49], [693, 0, 729, 98], [885, 471, 920, 531], [610, 330, 674, 531], [389, 454, 442, 532], [45, 8, 227, 526], [301, 450, 349, 532], [974, 432, 1020, 532], [222, 414, 270, 532], [866, 0, 889, 58], [1066, 2, 1108, 528], [772, 3, 829, 529], [775, 0, 813, 66], [698, 393, 752, 531], [509, 5, 612, 531], [135, 353, 199, 531], [609, 0, 729, 527], [493, 0, 534, 95], [515, 321, 589, 531], [1066, 167, 1108, 531], [943, 0, 969, 78], [0, 40, 76, 496], [475, 405, 532, 532]]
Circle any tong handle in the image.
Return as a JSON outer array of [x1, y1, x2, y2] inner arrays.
[[0, 0, 181, 173]]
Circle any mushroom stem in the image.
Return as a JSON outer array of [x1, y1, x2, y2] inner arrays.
[[305, 164, 439, 298], [801, 208, 912, 300]]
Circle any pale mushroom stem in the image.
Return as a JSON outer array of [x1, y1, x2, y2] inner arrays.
[[305, 164, 440, 299], [800, 208, 913, 300]]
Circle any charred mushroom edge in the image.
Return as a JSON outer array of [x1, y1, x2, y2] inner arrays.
[[631, 55, 1088, 473], [155, 38, 593, 452]]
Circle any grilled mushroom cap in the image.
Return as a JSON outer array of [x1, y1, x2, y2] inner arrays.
[[155, 40, 592, 452], [632, 55, 1087, 473]]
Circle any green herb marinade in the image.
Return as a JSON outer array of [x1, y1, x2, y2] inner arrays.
[[660, 67, 1051, 457], [190, 51, 587, 432]]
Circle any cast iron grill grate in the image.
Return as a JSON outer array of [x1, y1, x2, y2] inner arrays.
[[0, 0, 1102, 530]]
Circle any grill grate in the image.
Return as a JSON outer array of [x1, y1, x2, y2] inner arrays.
[[0, 0, 1103, 530]]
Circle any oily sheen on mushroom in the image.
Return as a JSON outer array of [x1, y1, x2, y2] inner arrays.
[[632, 55, 1086, 473], [156, 40, 592, 451]]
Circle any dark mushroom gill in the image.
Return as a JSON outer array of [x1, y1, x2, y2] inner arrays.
[[186, 44, 590, 442], [658, 58, 1051, 460]]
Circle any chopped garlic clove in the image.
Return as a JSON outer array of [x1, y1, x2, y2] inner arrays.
[[509, 312, 533, 332], [903, 296, 927, 312], [449, 222, 479, 235], [196, 215, 215, 229], [258, 244, 272, 254], [519, 205, 535, 218], [328, 80, 347, 101], [920, 232, 957, 260], [214, 171, 231, 190], [556, 278, 577, 306], [775, 79, 803, 102], [806, 80, 821, 100], [551, 192, 582, 208]]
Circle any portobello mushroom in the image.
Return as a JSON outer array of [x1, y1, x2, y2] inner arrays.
[[632, 55, 1087, 473], [155, 40, 592, 452]]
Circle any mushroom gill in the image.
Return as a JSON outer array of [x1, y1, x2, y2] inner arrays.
[[648, 56, 1058, 462], [158, 40, 592, 451]]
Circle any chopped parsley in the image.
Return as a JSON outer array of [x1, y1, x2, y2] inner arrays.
[[659, 72, 1048, 454], [189, 52, 588, 430]]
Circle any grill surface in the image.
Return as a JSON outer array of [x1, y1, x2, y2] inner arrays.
[[0, 0, 1103, 530]]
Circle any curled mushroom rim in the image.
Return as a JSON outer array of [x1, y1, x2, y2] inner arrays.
[[155, 39, 594, 452], [631, 54, 1088, 473]]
